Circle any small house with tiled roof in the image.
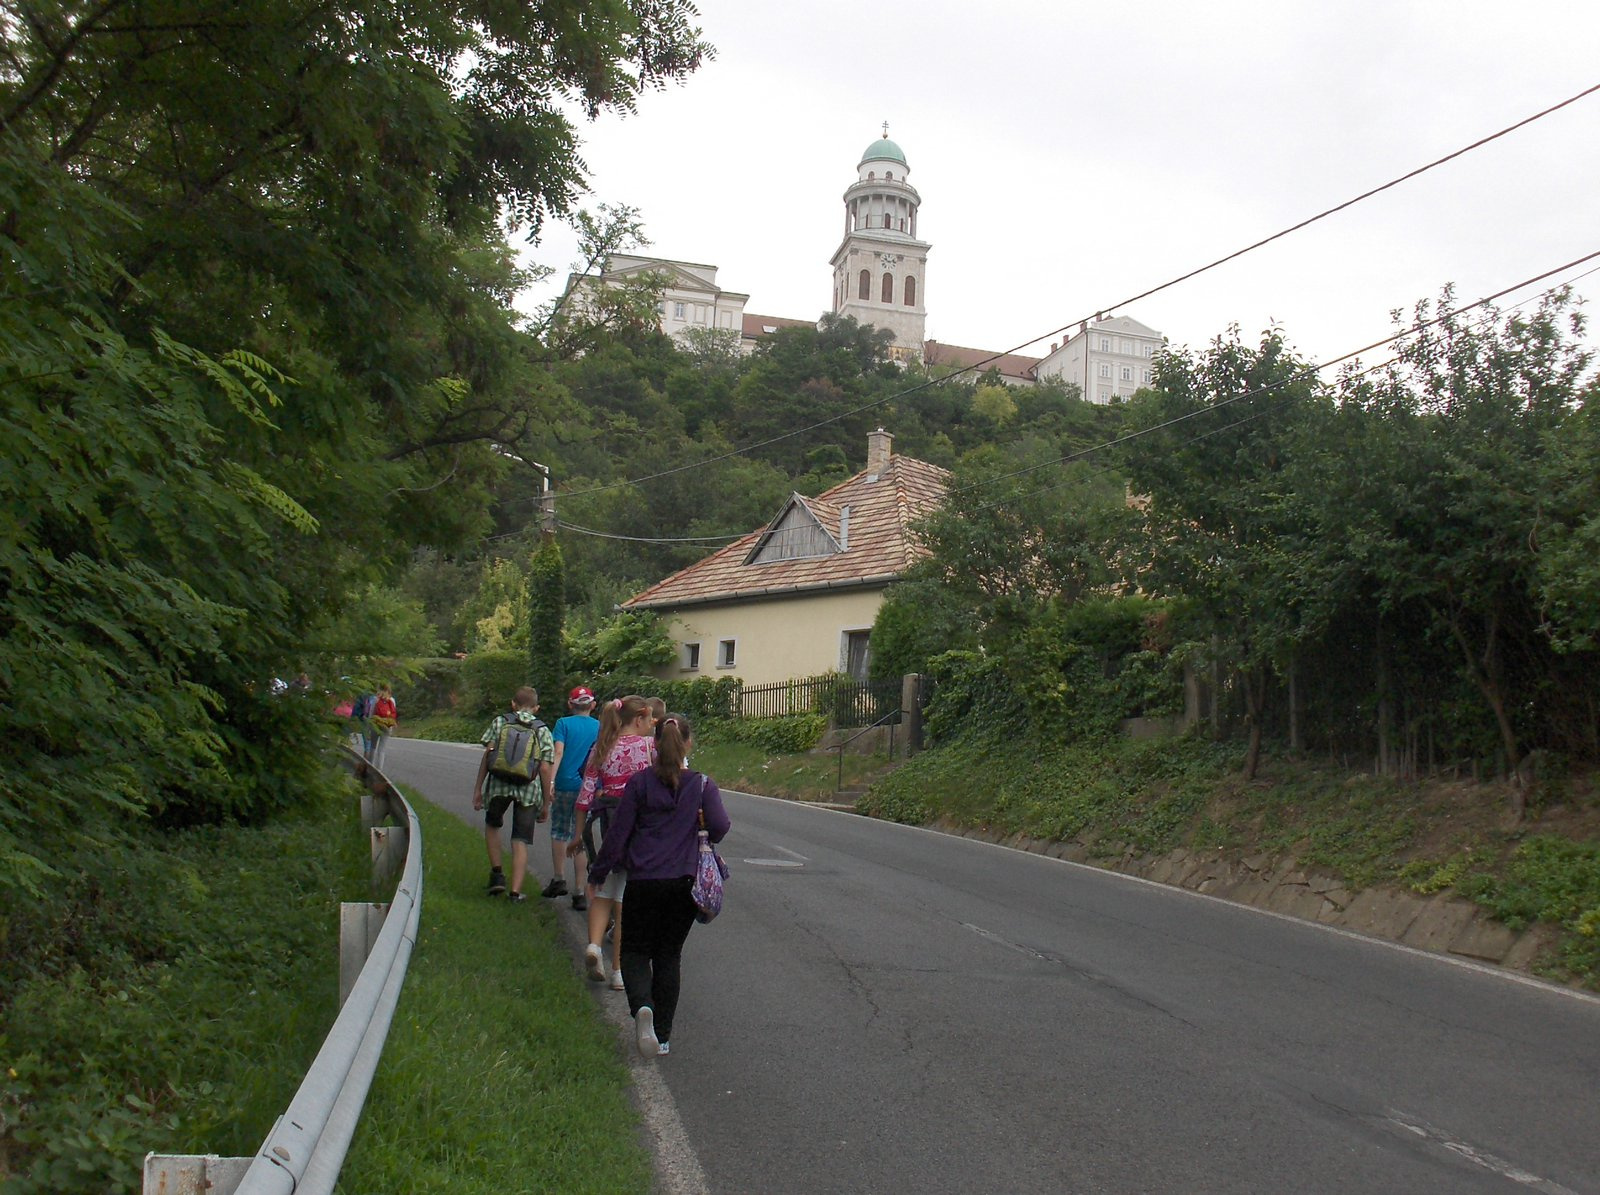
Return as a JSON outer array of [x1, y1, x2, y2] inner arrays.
[[623, 429, 948, 686]]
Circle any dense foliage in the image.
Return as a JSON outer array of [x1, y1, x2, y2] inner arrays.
[[0, 0, 710, 887]]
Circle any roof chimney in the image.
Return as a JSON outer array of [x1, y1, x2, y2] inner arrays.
[[867, 427, 893, 478]]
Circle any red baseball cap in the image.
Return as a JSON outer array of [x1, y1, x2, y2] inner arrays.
[[569, 687, 596, 705]]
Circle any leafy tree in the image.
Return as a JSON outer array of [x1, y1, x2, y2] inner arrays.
[[527, 539, 566, 707], [0, 0, 710, 885]]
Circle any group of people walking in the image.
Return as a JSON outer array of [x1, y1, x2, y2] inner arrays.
[[471, 685, 731, 1059]]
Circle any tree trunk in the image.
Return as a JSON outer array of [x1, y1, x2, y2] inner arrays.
[[1287, 656, 1302, 756], [1241, 664, 1266, 781]]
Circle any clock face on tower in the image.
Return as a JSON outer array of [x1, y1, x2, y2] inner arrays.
[[879, 252, 899, 270]]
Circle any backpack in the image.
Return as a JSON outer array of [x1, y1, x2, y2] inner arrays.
[[488, 717, 546, 785]]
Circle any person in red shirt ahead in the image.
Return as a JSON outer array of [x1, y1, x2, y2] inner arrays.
[[589, 711, 730, 1058]]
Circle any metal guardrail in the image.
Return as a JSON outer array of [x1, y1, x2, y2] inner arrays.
[[143, 748, 422, 1195]]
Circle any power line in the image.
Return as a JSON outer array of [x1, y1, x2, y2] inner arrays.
[[952, 251, 1600, 500], [556, 518, 748, 544], [541, 80, 1600, 504]]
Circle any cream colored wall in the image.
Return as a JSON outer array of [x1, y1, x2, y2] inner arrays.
[[655, 589, 886, 686]]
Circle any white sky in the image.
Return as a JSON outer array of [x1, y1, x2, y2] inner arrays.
[[518, 0, 1600, 369]]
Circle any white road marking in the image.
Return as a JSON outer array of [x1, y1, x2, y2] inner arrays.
[[1382, 1111, 1581, 1193], [742, 858, 804, 868]]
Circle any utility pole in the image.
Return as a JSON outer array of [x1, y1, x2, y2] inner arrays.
[[531, 461, 555, 544]]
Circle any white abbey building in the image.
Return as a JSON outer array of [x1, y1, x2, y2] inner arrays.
[[568, 130, 1161, 402]]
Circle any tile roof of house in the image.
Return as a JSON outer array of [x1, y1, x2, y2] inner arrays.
[[922, 339, 1043, 382], [624, 453, 949, 610], [741, 312, 817, 338]]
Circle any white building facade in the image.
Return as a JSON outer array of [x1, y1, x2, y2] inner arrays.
[[1035, 315, 1163, 404], [565, 254, 748, 347], [827, 131, 930, 363]]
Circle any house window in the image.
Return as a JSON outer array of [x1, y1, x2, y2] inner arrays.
[[882, 272, 894, 303], [843, 630, 871, 682], [898, 217, 906, 231], [673, 301, 685, 320], [885, 171, 893, 181], [904, 276, 916, 306], [859, 269, 871, 299], [1121, 366, 1132, 380], [655, 301, 665, 314], [717, 639, 737, 669], [1098, 363, 1111, 378], [683, 642, 701, 671], [1143, 369, 1152, 384], [1099, 337, 1110, 351]]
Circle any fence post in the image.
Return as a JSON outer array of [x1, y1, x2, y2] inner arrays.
[[339, 903, 389, 1007], [901, 674, 924, 755], [371, 825, 405, 894], [143, 1154, 251, 1195]]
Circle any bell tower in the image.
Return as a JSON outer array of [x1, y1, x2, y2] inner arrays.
[[829, 124, 930, 362]]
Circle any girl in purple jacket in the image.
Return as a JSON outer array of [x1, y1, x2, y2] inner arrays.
[[589, 712, 730, 1058]]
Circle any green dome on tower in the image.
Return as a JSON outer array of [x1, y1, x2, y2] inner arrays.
[[859, 136, 907, 169]]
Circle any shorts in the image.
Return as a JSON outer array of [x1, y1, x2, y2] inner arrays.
[[485, 795, 538, 844], [549, 788, 579, 843], [595, 868, 627, 903]]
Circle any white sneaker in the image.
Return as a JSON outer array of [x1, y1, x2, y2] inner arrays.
[[635, 1006, 659, 1057], [657, 1041, 670, 1056], [610, 969, 625, 991], [584, 944, 606, 983]]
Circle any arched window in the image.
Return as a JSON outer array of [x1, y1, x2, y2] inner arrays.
[[882, 272, 894, 303], [868, 171, 875, 180], [885, 171, 893, 181], [898, 217, 906, 231], [904, 276, 916, 307], [858, 269, 871, 300], [883, 213, 892, 228]]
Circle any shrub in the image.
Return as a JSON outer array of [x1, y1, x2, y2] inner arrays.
[[392, 657, 463, 719], [456, 651, 533, 719], [715, 714, 827, 754]]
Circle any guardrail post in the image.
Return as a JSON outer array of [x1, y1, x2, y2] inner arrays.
[[371, 824, 405, 893], [339, 903, 390, 1007], [143, 1153, 250, 1195]]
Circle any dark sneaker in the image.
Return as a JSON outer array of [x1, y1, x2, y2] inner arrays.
[[571, 894, 588, 912], [487, 869, 507, 896], [508, 891, 527, 904], [540, 877, 568, 898]]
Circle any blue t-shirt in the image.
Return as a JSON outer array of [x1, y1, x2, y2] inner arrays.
[[553, 713, 601, 791]]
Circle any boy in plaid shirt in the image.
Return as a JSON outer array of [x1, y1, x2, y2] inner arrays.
[[472, 686, 555, 901]]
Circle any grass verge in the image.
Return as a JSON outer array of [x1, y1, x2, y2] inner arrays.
[[335, 791, 651, 1195], [0, 785, 367, 1193]]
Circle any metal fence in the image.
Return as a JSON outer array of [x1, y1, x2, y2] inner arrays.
[[738, 673, 902, 729], [143, 748, 421, 1195]]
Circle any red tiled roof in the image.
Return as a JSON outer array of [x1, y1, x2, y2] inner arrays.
[[624, 454, 949, 610], [741, 313, 816, 338], [923, 339, 1042, 381]]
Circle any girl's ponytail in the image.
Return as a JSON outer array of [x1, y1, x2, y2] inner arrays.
[[652, 711, 693, 787]]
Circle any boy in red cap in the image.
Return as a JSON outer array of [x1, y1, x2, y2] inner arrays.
[[544, 686, 601, 908]]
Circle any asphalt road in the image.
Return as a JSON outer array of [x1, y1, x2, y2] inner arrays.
[[383, 738, 1600, 1195]]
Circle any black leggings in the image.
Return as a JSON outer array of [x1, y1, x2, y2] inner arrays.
[[619, 876, 698, 1042]]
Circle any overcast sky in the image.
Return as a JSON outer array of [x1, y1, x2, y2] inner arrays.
[[518, 0, 1600, 371]]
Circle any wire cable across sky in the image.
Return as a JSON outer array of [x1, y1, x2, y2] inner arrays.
[[543, 79, 1600, 507]]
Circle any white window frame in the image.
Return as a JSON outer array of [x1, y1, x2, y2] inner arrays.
[[717, 638, 738, 669], [1098, 363, 1111, 378], [673, 301, 686, 320], [682, 641, 701, 672]]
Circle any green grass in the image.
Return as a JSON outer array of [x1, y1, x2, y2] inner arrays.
[[335, 792, 651, 1195], [0, 787, 367, 1193], [690, 736, 901, 800], [399, 712, 482, 744]]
